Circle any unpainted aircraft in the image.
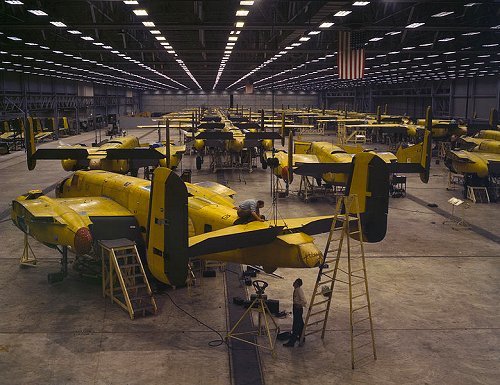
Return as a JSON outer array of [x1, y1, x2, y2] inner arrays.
[[30, 135, 185, 175], [11, 113, 431, 286]]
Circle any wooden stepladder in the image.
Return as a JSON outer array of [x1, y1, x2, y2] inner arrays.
[[301, 195, 376, 369], [100, 239, 157, 319]]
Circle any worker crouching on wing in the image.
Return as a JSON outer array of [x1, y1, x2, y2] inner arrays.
[[234, 199, 265, 224]]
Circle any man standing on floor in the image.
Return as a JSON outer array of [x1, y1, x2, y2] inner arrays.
[[284, 278, 307, 347]]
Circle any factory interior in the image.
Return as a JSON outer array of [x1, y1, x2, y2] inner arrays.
[[0, 1, 499, 384]]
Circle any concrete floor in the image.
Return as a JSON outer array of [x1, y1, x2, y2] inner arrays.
[[0, 128, 498, 385]]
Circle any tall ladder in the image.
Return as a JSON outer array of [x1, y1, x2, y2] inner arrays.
[[100, 239, 158, 320], [301, 195, 376, 369]]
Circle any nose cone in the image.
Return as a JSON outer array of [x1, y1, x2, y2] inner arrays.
[[74, 227, 93, 254]]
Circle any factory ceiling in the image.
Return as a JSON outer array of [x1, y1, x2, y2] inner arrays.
[[0, 1, 499, 92]]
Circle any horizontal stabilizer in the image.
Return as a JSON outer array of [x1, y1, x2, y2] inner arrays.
[[197, 122, 225, 130], [244, 132, 282, 140], [34, 148, 89, 160], [294, 162, 352, 177], [188, 223, 283, 256], [105, 148, 164, 160], [192, 181, 237, 197], [270, 215, 334, 235], [196, 131, 233, 140]]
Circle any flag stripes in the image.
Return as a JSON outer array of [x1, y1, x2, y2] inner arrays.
[[338, 31, 365, 80]]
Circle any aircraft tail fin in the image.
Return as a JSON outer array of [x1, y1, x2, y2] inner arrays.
[[345, 152, 389, 243], [395, 106, 432, 183], [146, 167, 189, 287], [23, 117, 37, 170]]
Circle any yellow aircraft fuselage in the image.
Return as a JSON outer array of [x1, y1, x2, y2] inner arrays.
[[13, 170, 324, 284]]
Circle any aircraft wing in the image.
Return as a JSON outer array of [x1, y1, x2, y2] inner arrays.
[[12, 196, 134, 254], [188, 222, 283, 256], [446, 150, 476, 163], [192, 181, 237, 197], [195, 131, 233, 140], [292, 153, 319, 165], [34, 148, 90, 160], [105, 148, 165, 159]]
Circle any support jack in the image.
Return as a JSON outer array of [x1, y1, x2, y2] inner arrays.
[[20, 233, 37, 267], [226, 280, 279, 357]]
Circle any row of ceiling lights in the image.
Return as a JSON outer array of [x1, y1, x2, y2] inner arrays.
[[227, 1, 371, 90], [4, 0, 186, 90], [212, 0, 256, 90], [254, 2, 499, 91], [122, 0, 202, 89]]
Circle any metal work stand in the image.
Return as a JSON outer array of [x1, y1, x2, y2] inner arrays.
[[226, 280, 279, 357]]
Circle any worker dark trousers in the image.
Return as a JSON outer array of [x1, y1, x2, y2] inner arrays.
[[291, 304, 304, 342]]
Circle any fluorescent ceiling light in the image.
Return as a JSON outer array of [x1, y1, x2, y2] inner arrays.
[[402, 46, 415, 50], [464, 2, 480, 6], [68, 30, 82, 35], [28, 9, 48, 16], [93, 42, 104, 46], [25, 42, 37, 46], [491, 25, 500, 29], [462, 31, 480, 35], [7, 36, 22, 41], [81, 36, 94, 41], [483, 43, 499, 47], [6, 0, 24, 4], [438, 37, 455, 42], [432, 11, 454, 17], [353, 1, 370, 5], [299, 37, 311, 42], [133, 9, 148, 16], [386, 31, 401, 35], [236, 10, 249, 16], [123, 1, 139, 4], [142, 21, 155, 27], [334, 11, 351, 17], [308, 30, 321, 35], [155, 36, 166, 41], [235, 21, 245, 28], [50, 21, 67, 27], [406, 22, 425, 28], [443, 51, 456, 54], [150, 30, 161, 34], [319, 22, 334, 28], [228, 36, 238, 41], [240, 1, 254, 5], [369, 37, 383, 41], [103, 46, 112, 49]]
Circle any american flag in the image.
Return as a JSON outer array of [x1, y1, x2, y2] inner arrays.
[[338, 31, 365, 80]]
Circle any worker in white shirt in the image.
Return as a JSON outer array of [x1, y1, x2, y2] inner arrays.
[[283, 278, 307, 347]]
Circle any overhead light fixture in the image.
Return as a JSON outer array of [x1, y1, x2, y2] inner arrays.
[[319, 22, 334, 28], [93, 42, 104, 46], [235, 21, 245, 28], [228, 36, 238, 41], [150, 30, 161, 34], [438, 37, 455, 42], [299, 37, 311, 42], [406, 22, 425, 28], [142, 21, 155, 27], [240, 1, 254, 5], [308, 30, 321, 35], [25, 42, 37, 46], [334, 11, 352, 17], [81, 36, 94, 41], [27, 9, 48, 16], [369, 37, 383, 41], [133, 9, 148, 16], [7, 36, 22, 41], [155, 36, 166, 41], [420, 43, 433, 47], [386, 31, 401, 35], [68, 30, 82, 35], [353, 1, 370, 5], [6, 0, 24, 4], [123, 1, 139, 4], [462, 31, 480, 35], [443, 51, 456, 55], [236, 9, 249, 16], [432, 11, 454, 17], [50, 21, 67, 27], [464, 2, 480, 6]]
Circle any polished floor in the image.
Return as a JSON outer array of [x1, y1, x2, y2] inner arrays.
[[0, 126, 498, 385]]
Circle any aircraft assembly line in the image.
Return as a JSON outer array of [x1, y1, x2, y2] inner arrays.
[[1, 1, 499, 385]]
